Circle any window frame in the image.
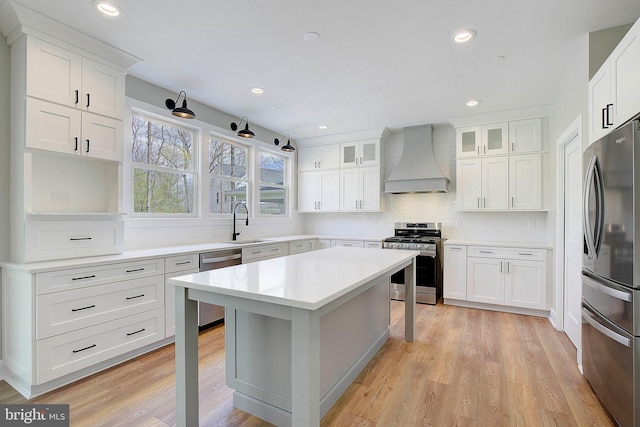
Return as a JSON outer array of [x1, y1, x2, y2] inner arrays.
[[207, 134, 252, 217], [129, 110, 199, 218], [257, 148, 289, 218]]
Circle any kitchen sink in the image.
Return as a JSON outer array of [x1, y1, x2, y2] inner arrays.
[[224, 239, 266, 244]]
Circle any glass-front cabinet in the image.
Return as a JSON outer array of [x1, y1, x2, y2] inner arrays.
[[456, 126, 481, 157], [340, 139, 379, 167]]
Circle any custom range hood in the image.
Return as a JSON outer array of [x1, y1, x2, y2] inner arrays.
[[384, 124, 450, 193]]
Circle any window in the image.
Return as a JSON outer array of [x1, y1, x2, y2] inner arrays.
[[131, 114, 196, 214], [209, 137, 249, 215], [259, 150, 287, 216]]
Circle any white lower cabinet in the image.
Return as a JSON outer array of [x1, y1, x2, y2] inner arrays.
[[2, 257, 166, 397], [289, 240, 315, 254], [443, 245, 467, 299], [444, 243, 548, 312], [164, 253, 199, 338], [242, 243, 289, 263]]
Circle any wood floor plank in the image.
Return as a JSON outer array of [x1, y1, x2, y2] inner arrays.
[[0, 301, 616, 427]]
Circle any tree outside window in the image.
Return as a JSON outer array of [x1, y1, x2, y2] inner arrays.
[[209, 137, 249, 215], [259, 151, 287, 216], [131, 115, 196, 214]]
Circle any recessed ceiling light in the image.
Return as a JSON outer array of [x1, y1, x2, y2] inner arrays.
[[93, 0, 120, 16], [453, 29, 476, 43], [304, 32, 321, 42], [251, 87, 265, 94], [267, 105, 276, 110], [466, 99, 480, 107], [318, 125, 328, 130]]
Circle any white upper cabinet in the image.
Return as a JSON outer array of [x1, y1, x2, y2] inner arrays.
[[25, 98, 123, 161], [589, 17, 640, 143], [298, 144, 340, 171], [509, 154, 541, 210], [455, 157, 508, 210], [456, 126, 481, 158], [298, 170, 340, 212], [481, 122, 509, 155], [340, 139, 380, 167], [610, 20, 640, 129], [339, 166, 381, 212], [508, 119, 542, 153], [26, 36, 125, 119]]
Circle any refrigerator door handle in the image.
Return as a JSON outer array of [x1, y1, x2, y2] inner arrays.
[[593, 157, 605, 256], [583, 274, 632, 302], [583, 155, 597, 259], [582, 307, 631, 347]]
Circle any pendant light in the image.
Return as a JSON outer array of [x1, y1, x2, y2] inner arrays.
[[230, 116, 255, 138], [164, 91, 196, 119], [274, 134, 295, 152]]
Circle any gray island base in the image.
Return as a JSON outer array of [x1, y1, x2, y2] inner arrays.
[[170, 246, 418, 426]]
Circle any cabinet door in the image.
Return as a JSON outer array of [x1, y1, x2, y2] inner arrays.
[[444, 245, 467, 300], [319, 144, 340, 169], [467, 257, 504, 304], [26, 37, 82, 108], [81, 58, 125, 119], [504, 259, 547, 310], [456, 126, 481, 157], [588, 63, 613, 143], [25, 98, 82, 155], [340, 140, 379, 167], [360, 166, 380, 211], [318, 170, 340, 211], [611, 22, 640, 128], [81, 113, 123, 161], [298, 171, 319, 211], [509, 154, 541, 210], [509, 119, 542, 153], [340, 168, 360, 211], [482, 157, 508, 210], [481, 123, 508, 155], [298, 147, 318, 171], [456, 158, 482, 210]]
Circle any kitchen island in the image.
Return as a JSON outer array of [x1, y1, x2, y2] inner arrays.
[[169, 246, 418, 427]]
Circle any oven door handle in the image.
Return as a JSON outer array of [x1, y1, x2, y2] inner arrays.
[[582, 306, 631, 347]]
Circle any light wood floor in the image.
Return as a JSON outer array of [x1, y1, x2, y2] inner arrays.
[[0, 301, 615, 426]]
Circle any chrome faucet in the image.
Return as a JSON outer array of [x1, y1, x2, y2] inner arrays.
[[232, 202, 249, 241]]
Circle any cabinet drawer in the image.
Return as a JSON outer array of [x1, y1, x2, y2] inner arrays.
[[37, 308, 164, 384], [331, 240, 364, 248], [242, 243, 288, 262], [165, 253, 199, 274], [25, 219, 124, 262], [37, 258, 165, 294], [289, 240, 312, 254], [467, 246, 545, 261], [37, 275, 164, 339], [364, 241, 382, 249]]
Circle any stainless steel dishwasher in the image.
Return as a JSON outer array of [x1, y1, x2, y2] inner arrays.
[[198, 248, 242, 327]]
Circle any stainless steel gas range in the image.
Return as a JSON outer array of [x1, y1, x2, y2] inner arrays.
[[383, 222, 443, 304]]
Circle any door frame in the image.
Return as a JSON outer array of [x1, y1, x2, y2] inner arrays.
[[553, 115, 583, 332]]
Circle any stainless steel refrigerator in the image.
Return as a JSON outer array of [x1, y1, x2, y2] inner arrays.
[[582, 117, 640, 427]]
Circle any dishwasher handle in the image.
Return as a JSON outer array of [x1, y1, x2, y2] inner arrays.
[[200, 253, 242, 265]]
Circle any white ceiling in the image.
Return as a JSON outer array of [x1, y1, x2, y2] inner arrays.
[[8, 0, 640, 139]]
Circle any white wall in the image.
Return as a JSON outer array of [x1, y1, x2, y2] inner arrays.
[[303, 124, 550, 244], [0, 33, 9, 261]]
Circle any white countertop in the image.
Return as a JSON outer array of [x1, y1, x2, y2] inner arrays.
[[169, 246, 419, 310], [444, 239, 552, 250]]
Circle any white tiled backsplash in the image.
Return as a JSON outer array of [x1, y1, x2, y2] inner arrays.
[[303, 124, 551, 244]]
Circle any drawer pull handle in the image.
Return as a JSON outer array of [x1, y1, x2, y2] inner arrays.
[[479, 250, 493, 254], [126, 294, 145, 300], [175, 261, 192, 265], [126, 268, 145, 273], [71, 275, 96, 281], [127, 328, 146, 336], [72, 304, 96, 312], [252, 251, 262, 255], [70, 237, 92, 241], [518, 252, 533, 256], [72, 344, 96, 354], [271, 248, 280, 252]]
